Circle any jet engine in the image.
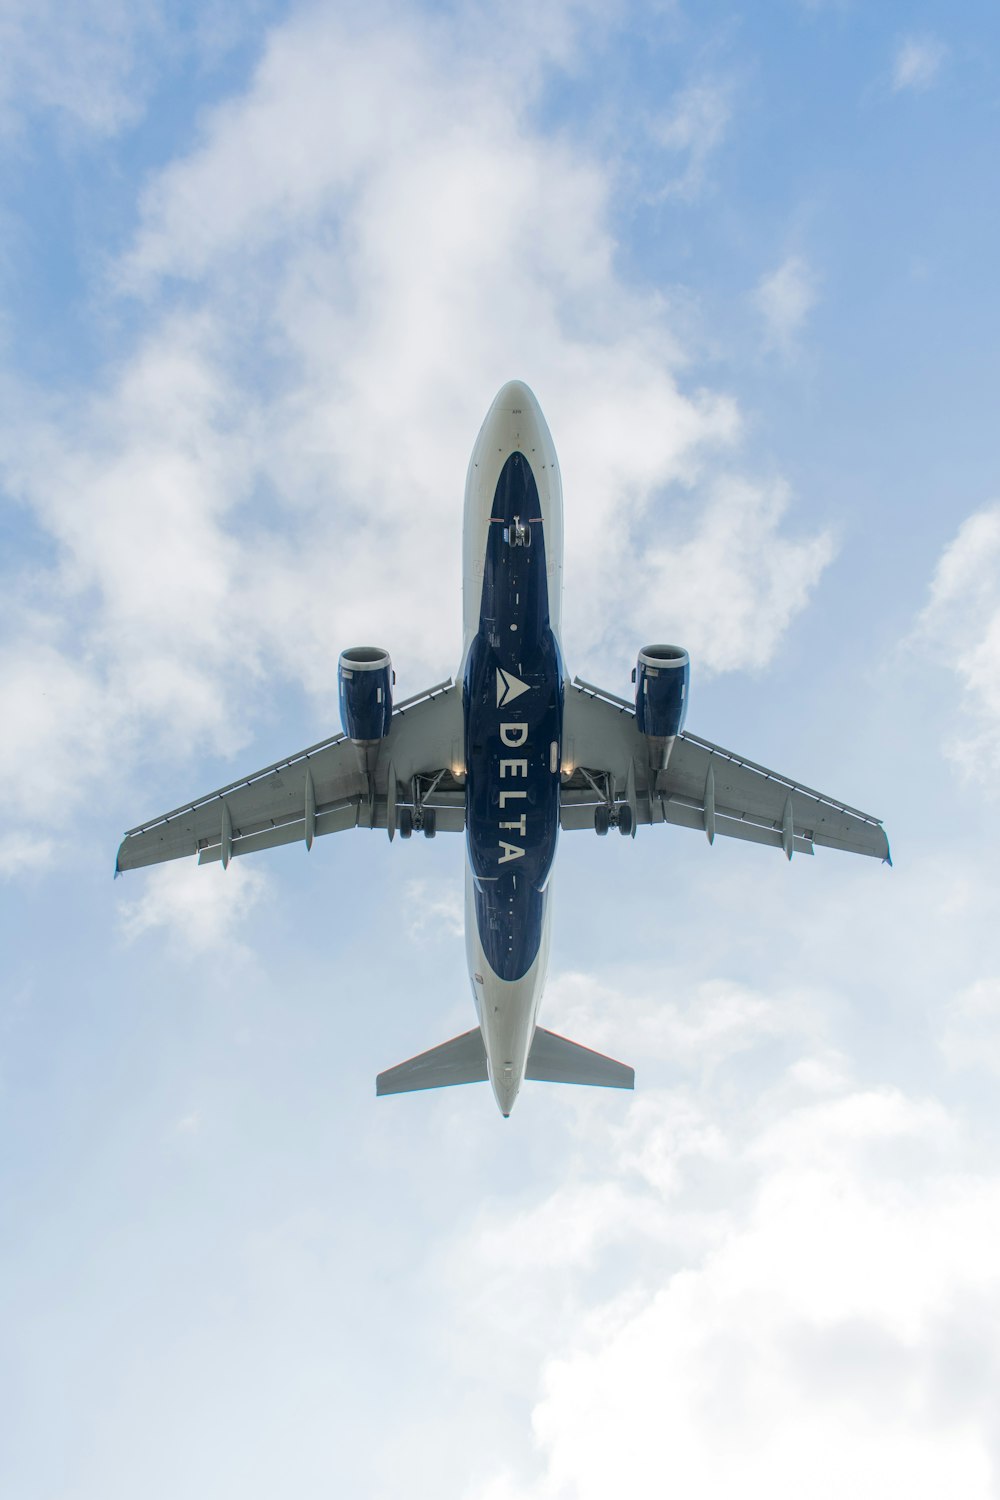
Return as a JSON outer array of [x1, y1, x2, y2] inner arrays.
[[338, 647, 394, 742], [633, 644, 689, 766]]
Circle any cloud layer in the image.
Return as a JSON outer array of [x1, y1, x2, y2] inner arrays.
[[449, 943, 1000, 1500]]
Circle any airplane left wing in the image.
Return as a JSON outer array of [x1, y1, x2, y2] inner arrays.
[[561, 678, 890, 862], [116, 680, 465, 873]]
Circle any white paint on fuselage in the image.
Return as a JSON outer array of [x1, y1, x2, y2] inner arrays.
[[461, 380, 565, 1116]]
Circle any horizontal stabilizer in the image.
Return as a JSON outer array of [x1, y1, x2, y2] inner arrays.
[[376, 1027, 488, 1096], [526, 1027, 634, 1090]]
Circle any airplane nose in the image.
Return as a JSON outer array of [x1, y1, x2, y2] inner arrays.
[[490, 378, 543, 418], [482, 380, 548, 459]]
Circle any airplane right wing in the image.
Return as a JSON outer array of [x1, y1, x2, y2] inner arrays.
[[116, 680, 466, 873], [561, 678, 890, 862]]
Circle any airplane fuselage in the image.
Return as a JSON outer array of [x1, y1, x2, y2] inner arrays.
[[460, 382, 565, 1115]]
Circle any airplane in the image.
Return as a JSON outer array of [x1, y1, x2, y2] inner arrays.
[[116, 380, 890, 1116]]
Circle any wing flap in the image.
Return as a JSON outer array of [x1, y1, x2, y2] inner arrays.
[[560, 792, 814, 852], [660, 794, 815, 853], [197, 799, 361, 864]]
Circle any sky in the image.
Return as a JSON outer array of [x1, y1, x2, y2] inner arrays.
[[2, 1, 1000, 1495]]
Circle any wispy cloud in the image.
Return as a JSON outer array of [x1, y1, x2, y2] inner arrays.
[[917, 503, 1000, 784], [404, 879, 464, 940], [892, 34, 947, 93], [632, 472, 834, 673], [0, 0, 157, 139], [118, 859, 269, 955], [545, 970, 801, 1066], [753, 254, 819, 354], [0, 830, 55, 876], [649, 80, 732, 199]]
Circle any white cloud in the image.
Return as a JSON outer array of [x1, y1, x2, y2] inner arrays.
[[404, 879, 464, 939], [117, 857, 268, 955], [457, 1056, 1000, 1500], [649, 80, 732, 199], [544, 969, 817, 1073], [892, 35, 947, 93], [628, 473, 834, 672], [917, 504, 1000, 783], [0, 0, 269, 142], [524, 1134, 1000, 1499], [0, 631, 118, 866], [754, 255, 819, 353], [0, 830, 55, 876], [0, 0, 158, 139], [119, 5, 610, 289]]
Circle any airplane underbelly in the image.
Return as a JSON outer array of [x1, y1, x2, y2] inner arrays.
[[460, 382, 565, 1112], [463, 450, 563, 983]]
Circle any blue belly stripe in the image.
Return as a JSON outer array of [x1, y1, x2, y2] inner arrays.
[[464, 452, 563, 981]]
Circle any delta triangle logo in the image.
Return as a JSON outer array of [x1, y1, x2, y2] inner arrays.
[[496, 667, 531, 708]]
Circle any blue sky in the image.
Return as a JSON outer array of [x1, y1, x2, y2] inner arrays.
[[3, 2, 1000, 1495]]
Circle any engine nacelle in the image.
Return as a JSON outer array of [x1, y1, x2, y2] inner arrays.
[[338, 647, 394, 742], [634, 644, 690, 740]]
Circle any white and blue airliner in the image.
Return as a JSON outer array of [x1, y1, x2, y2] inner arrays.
[[117, 381, 890, 1116]]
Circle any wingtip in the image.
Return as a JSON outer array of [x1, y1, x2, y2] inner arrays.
[[114, 837, 129, 878]]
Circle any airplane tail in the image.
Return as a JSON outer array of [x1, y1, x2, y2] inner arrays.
[[376, 1025, 633, 1096]]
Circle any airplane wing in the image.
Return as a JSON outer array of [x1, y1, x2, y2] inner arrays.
[[116, 680, 465, 873], [561, 678, 890, 862]]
